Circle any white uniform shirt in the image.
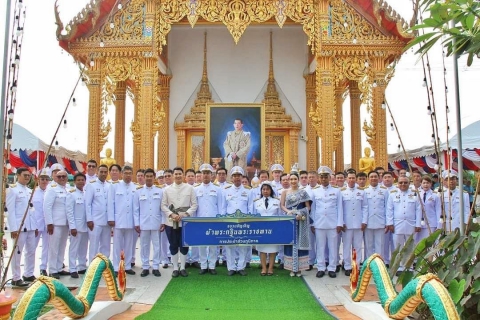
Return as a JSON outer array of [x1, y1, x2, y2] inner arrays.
[[221, 184, 253, 215], [340, 186, 368, 229], [133, 185, 163, 230], [86, 173, 98, 183], [364, 185, 388, 229], [44, 184, 69, 226], [6, 183, 36, 231], [419, 189, 442, 229], [195, 182, 223, 217], [107, 181, 137, 228], [85, 179, 110, 226], [310, 184, 344, 229], [252, 196, 281, 216], [32, 186, 47, 232], [66, 188, 87, 232], [443, 188, 470, 231], [386, 189, 422, 234]]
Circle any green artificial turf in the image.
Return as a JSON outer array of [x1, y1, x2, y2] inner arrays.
[[136, 267, 335, 320]]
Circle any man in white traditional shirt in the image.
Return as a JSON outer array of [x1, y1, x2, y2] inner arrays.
[[221, 166, 253, 276], [108, 165, 137, 275], [134, 168, 164, 277], [6, 168, 37, 286], [85, 164, 111, 263], [66, 173, 89, 278], [32, 168, 50, 277], [195, 164, 223, 275], [161, 167, 198, 277], [44, 170, 70, 279]]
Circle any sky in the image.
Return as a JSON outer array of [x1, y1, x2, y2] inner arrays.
[[0, 0, 479, 165]]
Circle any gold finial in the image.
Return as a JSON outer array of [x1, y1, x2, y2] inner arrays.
[[202, 31, 208, 82], [269, 31, 274, 81]]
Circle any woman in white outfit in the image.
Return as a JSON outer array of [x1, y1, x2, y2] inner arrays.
[[252, 182, 280, 276]]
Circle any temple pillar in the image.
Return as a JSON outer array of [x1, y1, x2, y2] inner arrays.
[[135, 57, 157, 170], [372, 72, 387, 169], [114, 81, 126, 166], [316, 56, 335, 168], [86, 61, 102, 163], [157, 73, 171, 170], [334, 87, 345, 171], [305, 72, 318, 171], [349, 80, 362, 171], [132, 85, 141, 170]]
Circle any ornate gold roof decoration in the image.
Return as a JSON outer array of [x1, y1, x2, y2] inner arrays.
[[174, 31, 215, 130], [262, 32, 301, 130]]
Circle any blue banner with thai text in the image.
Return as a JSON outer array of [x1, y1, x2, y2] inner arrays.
[[182, 215, 296, 246]]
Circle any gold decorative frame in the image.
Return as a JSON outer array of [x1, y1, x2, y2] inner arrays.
[[205, 103, 265, 178]]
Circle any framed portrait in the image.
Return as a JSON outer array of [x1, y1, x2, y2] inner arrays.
[[205, 103, 265, 179]]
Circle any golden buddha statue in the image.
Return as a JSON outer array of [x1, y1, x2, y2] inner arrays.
[[359, 147, 376, 173], [100, 148, 116, 179]]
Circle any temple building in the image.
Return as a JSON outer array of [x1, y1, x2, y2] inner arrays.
[[55, 0, 413, 173]]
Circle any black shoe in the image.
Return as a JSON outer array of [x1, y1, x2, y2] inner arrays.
[[180, 269, 188, 277], [185, 263, 191, 268], [22, 275, 36, 282], [40, 269, 48, 276], [316, 271, 325, 278], [125, 269, 136, 275], [277, 259, 282, 264], [172, 270, 179, 278], [222, 261, 227, 267], [50, 273, 60, 279], [12, 279, 29, 287], [215, 260, 220, 267], [395, 270, 403, 277], [237, 269, 247, 276], [70, 272, 79, 279], [209, 269, 217, 275], [191, 262, 200, 269], [328, 271, 337, 278], [385, 264, 390, 269], [78, 269, 86, 275], [131, 262, 135, 268], [141, 270, 150, 277], [245, 262, 251, 269], [307, 265, 313, 271], [153, 270, 161, 277], [344, 270, 352, 276], [335, 265, 341, 273], [228, 270, 236, 276], [278, 263, 284, 270], [58, 270, 70, 276], [199, 269, 208, 275], [162, 263, 169, 269]]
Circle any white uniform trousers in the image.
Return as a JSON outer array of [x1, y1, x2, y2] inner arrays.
[[244, 246, 252, 263], [35, 230, 49, 271], [415, 228, 436, 244], [131, 233, 138, 264], [383, 231, 394, 264], [48, 226, 68, 274], [225, 246, 248, 271], [393, 233, 410, 271], [315, 229, 338, 273], [12, 231, 37, 281], [342, 229, 363, 271], [140, 230, 160, 270], [199, 246, 216, 270], [113, 228, 134, 271], [159, 231, 170, 264], [365, 228, 385, 260], [88, 225, 111, 263], [189, 247, 200, 263], [308, 229, 317, 265], [69, 232, 89, 272]]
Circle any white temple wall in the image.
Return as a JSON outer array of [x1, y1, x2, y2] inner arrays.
[[168, 25, 309, 170]]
